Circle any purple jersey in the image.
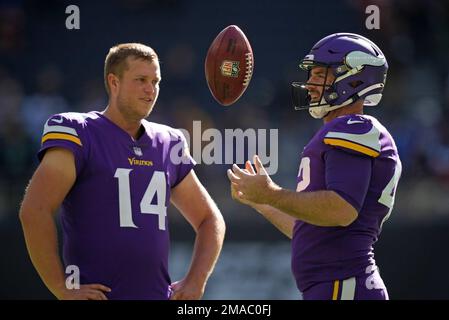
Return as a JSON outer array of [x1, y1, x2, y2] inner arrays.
[[38, 111, 195, 299], [292, 114, 401, 293]]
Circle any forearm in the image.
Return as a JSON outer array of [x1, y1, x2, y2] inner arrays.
[[185, 213, 225, 287], [251, 203, 295, 239], [19, 209, 66, 298], [266, 188, 354, 227]]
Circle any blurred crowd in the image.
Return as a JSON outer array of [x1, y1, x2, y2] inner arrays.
[[0, 0, 448, 224]]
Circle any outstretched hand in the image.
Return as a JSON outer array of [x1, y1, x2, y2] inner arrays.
[[227, 155, 280, 205]]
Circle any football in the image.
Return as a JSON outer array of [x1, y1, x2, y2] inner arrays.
[[205, 25, 254, 106]]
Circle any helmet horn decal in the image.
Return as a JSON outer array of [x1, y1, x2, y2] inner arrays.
[[345, 51, 386, 68]]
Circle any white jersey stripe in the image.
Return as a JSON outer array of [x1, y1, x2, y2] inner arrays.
[[43, 122, 78, 137], [340, 277, 356, 300], [325, 126, 381, 152]]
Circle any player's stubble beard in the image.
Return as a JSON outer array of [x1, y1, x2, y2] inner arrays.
[[117, 92, 156, 122]]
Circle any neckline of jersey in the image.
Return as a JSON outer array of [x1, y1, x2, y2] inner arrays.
[[93, 111, 148, 144]]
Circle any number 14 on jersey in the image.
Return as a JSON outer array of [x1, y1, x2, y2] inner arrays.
[[114, 168, 167, 230]]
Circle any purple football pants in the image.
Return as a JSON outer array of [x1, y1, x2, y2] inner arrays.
[[302, 266, 389, 300]]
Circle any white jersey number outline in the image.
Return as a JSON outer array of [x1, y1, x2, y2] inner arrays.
[[378, 161, 402, 227], [296, 157, 311, 192], [114, 168, 167, 230]]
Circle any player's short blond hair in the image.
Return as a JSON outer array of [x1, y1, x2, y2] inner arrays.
[[104, 43, 159, 95]]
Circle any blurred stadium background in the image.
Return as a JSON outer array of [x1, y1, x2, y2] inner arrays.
[[1, 0, 449, 299]]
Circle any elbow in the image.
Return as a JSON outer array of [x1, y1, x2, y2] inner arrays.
[[18, 201, 40, 226], [214, 211, 226, 237], [198, 210, 226, 238], [330, 191, 358, 227], [18, 202, 27, 223], [19, 210, 31, 230], [18, 203, 31, 225], [215, 212, 227, 243], [337, 208, 358, 227]]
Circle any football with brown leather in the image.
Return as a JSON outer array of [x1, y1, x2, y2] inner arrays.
[[205, 25, 254, 106]]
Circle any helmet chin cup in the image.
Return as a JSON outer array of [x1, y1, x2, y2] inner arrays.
[[308, 96, 332, 119], [309, 106, 328, 119], [364, 93, 382, 106]]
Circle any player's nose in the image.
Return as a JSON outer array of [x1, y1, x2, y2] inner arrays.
[[305, 81, 316, 92], [307, 72, 319, 84], [144, 83, 156, 95]]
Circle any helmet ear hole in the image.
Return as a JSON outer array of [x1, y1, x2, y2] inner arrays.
[[349, 80, 363, 88]]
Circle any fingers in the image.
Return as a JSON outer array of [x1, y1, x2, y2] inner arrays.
[[228, 163, 250, 181], [253, 155, 268, 175], [170, 290, 202, 300], [230, 183, 245, 202], [253, 155, 262, 172], [231, 183, 245, 199], [80, 284, 111, 300], [229, 170, 243, 203], [86, 289, 108, 300], [85, 284, 112, 293], [231, 186, 245, 201], [227, 162, 259, 202], [227, 162, 256, 183], [60, 284, 111, 300], [169, 281, 182, 300], [170, 291, 180, 300], [98, 292, 108, 300], [245, 161, 256, 174], [231, 163, 248, 177], [227, 169, 239, 183], [169, 287, 191, 300], [89, 290, 108, 300], [227, 161, 259, 178]]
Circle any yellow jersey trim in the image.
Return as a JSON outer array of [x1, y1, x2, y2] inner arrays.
[[42, 133, 82, 146], [332, 280, 340, 300], [324, 138, 380, 158]]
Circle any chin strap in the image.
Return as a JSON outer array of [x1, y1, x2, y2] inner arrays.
[[308, 82, 384, 118], [309, 96, 356, 118]]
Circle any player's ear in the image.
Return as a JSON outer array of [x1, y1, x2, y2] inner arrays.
[[107, 73, 119, 95]]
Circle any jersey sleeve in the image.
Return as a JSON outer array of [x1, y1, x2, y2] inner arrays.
[[38, 113, 89, 175], [323, 116, 381, 158], [324, 147, 372, 212], [167, 129, 196, 188]]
